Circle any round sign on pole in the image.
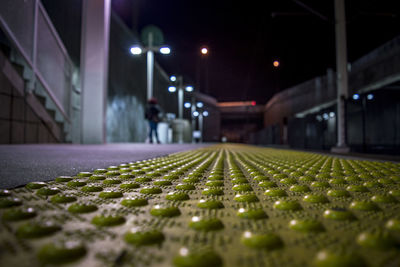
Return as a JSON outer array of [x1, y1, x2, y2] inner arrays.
[[141, 25, 164, 47]]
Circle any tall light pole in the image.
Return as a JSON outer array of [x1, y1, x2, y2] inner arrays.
[[332, 0, 350, 153], [169, 76, 194, 144], [169, 75, 194, 119], [147, 32, 155, 100], [193, 108, 208, 143], [177, 76, 184, 119], [130, 25, 170, 100], [196, 46, 209, 94]]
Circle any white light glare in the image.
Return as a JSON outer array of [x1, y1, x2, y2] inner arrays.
[[170, 75, 177, 82], [130, 46, 142, 55], [367, 94, 374, 100], [352, 94, 360, 100], [185, 86, 194, 92], [193, 111, 199, 117], [329, 112, 335, 118], [196, 102, 204, 108], [160, 47, 171, 54], [202, 111, 209, 117], [179, 247, 189, 256], [316, 115, 322, 122], [184, 102, 191, 108], [168, 86, 176, 92], [323, 113, 329, 120], [243, 231, 252, 238]]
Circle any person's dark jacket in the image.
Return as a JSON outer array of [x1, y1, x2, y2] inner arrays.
[[145, 104, 161, 122]]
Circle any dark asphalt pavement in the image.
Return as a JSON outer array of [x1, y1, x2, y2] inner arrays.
[[0, 143, 210, 189]]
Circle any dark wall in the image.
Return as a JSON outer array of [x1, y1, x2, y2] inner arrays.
[[202, 104, 220, 142], [41, 0, 82, 66], [347, 89, 400, 154], [253, 89, 400, 155], [106, 14, 147, 142]]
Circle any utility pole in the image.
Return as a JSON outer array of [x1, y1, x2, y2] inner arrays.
[[331, 0, 350, 153], [177, 76, 184, 119], [146, 33, 154, 100]]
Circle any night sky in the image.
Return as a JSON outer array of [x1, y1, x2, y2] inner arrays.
[[112, 0, 400, 104]]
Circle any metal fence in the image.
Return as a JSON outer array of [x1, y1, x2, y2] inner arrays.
[[0, 0, 80, 142]]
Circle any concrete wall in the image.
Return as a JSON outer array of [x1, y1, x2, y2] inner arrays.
[[263, 71, 336, 127], [106, 14, 147, 142]]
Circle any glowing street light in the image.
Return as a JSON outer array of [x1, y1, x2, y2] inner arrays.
[[130, 46, 142, 55], [202, 111, 209, 117], [169, 76, 195, 120], [130, 25, 171, 100], [196, 102, 204, 108], [193, 111, 199, 117], [160, 47, 171, 54], [201, 47, 208, 55], [273, 60, 280, 67], [184, 102, 191, 108]]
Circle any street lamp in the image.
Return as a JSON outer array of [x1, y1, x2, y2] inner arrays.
[[197, 109, 208, 143], [184, 102, 191, 108], [130, 47, 142, 55], [169, 75, 194, 119], [130, 25, 170, 100], [197, 46, 209, 94], [160, 47, 171, 54]]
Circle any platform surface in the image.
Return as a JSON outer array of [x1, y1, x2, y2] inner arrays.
[[0, 143, 208, 189], [0, 144, 399, 266]]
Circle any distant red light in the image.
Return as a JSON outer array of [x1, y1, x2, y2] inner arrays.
[[273, 60, 280, 67], [251, 101, 256, 106]]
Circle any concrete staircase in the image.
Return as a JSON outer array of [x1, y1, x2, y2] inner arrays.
[[0, 47, 68, 142]]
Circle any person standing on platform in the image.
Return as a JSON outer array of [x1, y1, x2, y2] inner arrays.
[[145, 98, 162, 144]]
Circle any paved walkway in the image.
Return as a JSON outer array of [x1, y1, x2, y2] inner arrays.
[[0, 143, 209, 188]]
